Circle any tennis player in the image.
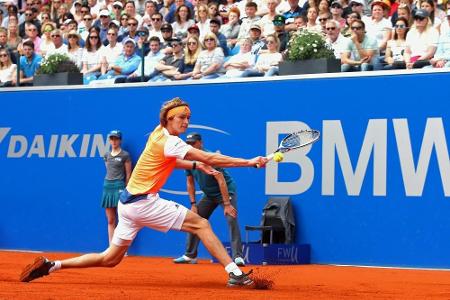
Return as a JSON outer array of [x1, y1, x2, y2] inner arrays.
[[20, 97, 268, 287]]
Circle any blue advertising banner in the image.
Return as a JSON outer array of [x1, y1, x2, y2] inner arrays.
[[0, 72, 449, 268]]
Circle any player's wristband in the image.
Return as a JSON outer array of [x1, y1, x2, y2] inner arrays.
[[192, 161, 196, 170], [191, 202, 196, 205]]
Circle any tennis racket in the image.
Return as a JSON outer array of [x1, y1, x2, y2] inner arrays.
[[256, 129, 320, 168]]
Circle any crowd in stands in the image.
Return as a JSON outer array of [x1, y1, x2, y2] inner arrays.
[[0, 0, 449, 86]]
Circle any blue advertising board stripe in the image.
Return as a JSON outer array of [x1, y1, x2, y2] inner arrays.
[[0, 71, 449, 268]]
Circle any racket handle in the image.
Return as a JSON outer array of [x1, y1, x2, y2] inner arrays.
[[254, 153, 275, 168]]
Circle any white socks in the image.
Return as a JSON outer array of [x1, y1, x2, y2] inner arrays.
[[49, 260, 62, 273], [225, 262, 243, 276]]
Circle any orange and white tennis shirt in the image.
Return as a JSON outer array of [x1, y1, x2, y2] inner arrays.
[[126, 125, 192, 197]]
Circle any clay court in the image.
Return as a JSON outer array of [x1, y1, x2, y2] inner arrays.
[[2, 250, 450, 299]]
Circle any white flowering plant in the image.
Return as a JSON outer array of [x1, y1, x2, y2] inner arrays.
[[37, 54, 79, 75], [286, 29, 335, 61]]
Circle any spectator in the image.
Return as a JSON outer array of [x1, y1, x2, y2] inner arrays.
[[208, 2, 222, 24], [160, 23, 174, 48], [196, 4, 211, 38], [50, 0, 63, 24], [46, 29, 68, 56], [149, 37, 185, 81], [0, 48, 17, 87], [384, 17, 409, 69], [294, 15, 307, 29], [121, 16, 139, 43], [363, 1, 392, 55], [173, 133, 245, 267], [70, 0, 83, 23], [238, 2, 260, 39], [404, 9, 438, 68], [67, 30, 83, 69], [187, 23, 201, 38], [124, 1, 142, 25], [259, 0, 279, 36], [283, 0, 303, 32], [349, 0, 365, 16], [428, 13, 450, 69], [80, 14, 94, 41], [24, 22, 41, 55], [318, 12, 331, 34], [172, 5, 195, 40], [19, 39, 42, 86], [273, 15, 289, 52], [342, 11, 361, 37], [219, 0, 238, 24], [242, 34, 282, 77], [164, 0, 194, 24], [191, 33, 224, 79], [136, 27, 151, 56], [78, 6, 91, 36], [19, 8, 41, 38], [142, 0, 157, 27], [149, 12, 164, 40], [396, 4, 413, 26], [112, 1, 124, 22], [248, 23, 265, 55], [98, 38, 141, 82], [420, 0, 441, 29], [7, 22, 22, 51], [118, 13, 129, 37], [173, 35, 201, 80], [1, 5, 18, 28], [223, 38, 255, 78], [81, 28, 103, 84], [101, 130, 132, 245], [318, 0, 330, 14], [124, 36, 165, 82], [95, 9, 112, 43], [306, 7, 322, 32], [220, 7, 240, 49], [101, 27, 124, 75], [326, 19, 348, 59], [39, 12, 51, 24], [441, 4, 450, 36], [330, 0, 346, 28], [341, 20, 378, 71], [209, 19, 228, 56]]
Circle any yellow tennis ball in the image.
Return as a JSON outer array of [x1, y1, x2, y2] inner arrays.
[[273, 152, 284, 162]]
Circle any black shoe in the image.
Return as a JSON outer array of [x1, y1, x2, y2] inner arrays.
[[227, 269, 254, 287], [20, 256, 54, 282]]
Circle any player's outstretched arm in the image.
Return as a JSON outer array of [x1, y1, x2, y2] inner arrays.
[[184, 147, 268, 168]]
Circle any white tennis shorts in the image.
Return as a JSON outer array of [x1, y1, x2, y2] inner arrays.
[[111, 193, 188, 246]]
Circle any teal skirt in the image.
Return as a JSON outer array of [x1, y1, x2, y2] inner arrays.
[[101, 179, 125, 208]]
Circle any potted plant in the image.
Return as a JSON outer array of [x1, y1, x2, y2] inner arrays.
[[279, 29, 340, 75], [34, 53, 83, 86]]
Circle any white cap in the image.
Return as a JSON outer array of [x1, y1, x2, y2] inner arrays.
[[123, 37, 136, 46], [99, 9, 110, 17], [113, 1, 123, 8], [350, 0, 364, 5]]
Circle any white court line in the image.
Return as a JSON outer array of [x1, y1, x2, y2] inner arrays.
[[330, 264, 450, 272], [0, 249, 43, 253]]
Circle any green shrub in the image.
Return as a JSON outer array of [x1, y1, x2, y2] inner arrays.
[[286, 29, 335, 61], [37, 54, 80, 74]]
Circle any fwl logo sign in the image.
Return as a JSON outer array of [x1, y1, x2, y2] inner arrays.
[[0, 128, 109, 158]]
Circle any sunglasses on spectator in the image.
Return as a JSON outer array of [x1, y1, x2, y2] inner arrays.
[[113, 5, 121, 8], [351, 26, 363, 30], [414, 16, 425, 21], [0, 54, 8, 57], [107, 32, 117, 36], [395, 24, 406, 28], [51, 34, 61, 37], [68, 35, 78, 39], [326, 27, 336, 31], [128, 22, 138, 26], [161, 29, 172, 32], [151, 17, 161, 21], [137, 31, 148, 36], [351, 2, 362, 6], [171, 42, 181, 46], [84, 18, 92, 21], [204, 38, 214, 42], [25, 13, 32, 16], [121, 17, 128, 20], [100, 15, 109, 18], [187, 42, 197, 45], [331, 4, 341, 8], [89, 35, 99, 39], [318, 18, 328, 21]]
